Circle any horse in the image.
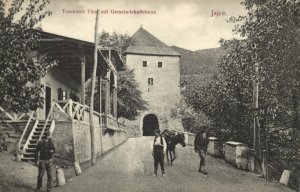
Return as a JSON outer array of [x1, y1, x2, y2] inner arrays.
[[161, 129, 186, 165]]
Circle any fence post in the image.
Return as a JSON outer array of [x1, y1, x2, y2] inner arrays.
[[248, 149, 255, 172], [74, 162, 82, 176], [262, 149, 267, 180], [56, 166, 66, 186], [279, 170, 291, 186]]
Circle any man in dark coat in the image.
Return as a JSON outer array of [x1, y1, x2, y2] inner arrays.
[[35, 132, 55, 192], [194, 128, 209, 174]]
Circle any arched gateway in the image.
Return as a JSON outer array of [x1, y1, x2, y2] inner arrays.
[[142, 114, 159, 136]]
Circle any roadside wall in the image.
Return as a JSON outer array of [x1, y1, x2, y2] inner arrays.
[[53, 120, 127, 164], [102, 129, 127, 154], [187, 133, 195, 146], [52, 121, 75, 163]]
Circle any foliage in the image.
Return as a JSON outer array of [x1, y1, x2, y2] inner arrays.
[[171, 99, 211, 133], [117, 68, 147, 120], [172, 46, 224, 77], [85, 31, 147, 120], [98, 30, 132, 53], [0, 0, 54, 113], [185, 0, 300, 171]]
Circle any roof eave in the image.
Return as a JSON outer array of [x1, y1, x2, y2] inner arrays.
[[123, 52, 181, 57]]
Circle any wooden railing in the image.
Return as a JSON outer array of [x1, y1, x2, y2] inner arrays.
[[20, 119, 39, 154], [107, 114, 118, 130], [0, 106, 38, 122], [18, 111, 34, 152], [50, 100, 109, 126], [18, 110, 39, 152], [39, 102, 56, 141], [10, 99, 125, 150]]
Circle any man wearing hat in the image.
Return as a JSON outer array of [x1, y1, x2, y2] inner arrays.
[[35, 131, 55, 192], [152, 129, 167, 177], [194, 127, 209, 174]]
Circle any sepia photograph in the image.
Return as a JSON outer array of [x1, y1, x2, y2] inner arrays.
[[0, 0, 299, 191]]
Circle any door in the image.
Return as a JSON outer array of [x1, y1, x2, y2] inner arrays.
[[45, 86, 51, 118]]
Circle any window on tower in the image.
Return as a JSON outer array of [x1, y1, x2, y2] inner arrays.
[[148, 78, 153, 92], [158, 62, 162, 68], [148, 78, 153, 85], [143, 61, 147, 67]]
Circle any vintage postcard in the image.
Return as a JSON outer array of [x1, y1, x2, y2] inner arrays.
[[0, 0, 299, 191]]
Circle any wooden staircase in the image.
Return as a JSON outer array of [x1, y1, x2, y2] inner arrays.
[[21, 121, 51, 162]]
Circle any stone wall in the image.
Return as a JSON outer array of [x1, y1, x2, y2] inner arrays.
[[102, 129, 127, 154], [187, 133, 195, 146], [72, 121, 92, 163], [126, 54, 183, 134], [53, 120, 127, 164], [52, 121, 75, 164]]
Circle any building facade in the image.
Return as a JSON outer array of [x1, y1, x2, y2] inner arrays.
[[123, 27, 182, 135], [0, 31, 127, 163]]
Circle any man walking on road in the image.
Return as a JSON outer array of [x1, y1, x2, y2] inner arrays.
[[152, 129, 167, 177], [35, 131, 56, 192], [194, 127, 209, 175]]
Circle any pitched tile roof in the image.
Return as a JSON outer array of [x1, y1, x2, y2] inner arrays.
[[124, 27, 180, 57]]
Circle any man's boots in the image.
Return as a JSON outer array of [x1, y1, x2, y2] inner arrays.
[[199, 165, 208, 175]]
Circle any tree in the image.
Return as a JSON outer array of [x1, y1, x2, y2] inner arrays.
[[117, 68, 147, 120], [170, 98, 211, 133], [98, 31, 132, 52], [86, 31, 147, 120], [0, 0, 54, 113], [185, 0, 300, 171]]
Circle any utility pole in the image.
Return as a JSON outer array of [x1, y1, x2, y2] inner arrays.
[[253, 43, 262, 170], [89, 10, 99, 166]]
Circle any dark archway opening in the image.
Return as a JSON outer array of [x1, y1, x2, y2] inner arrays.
[[142, 114, 159, 136]]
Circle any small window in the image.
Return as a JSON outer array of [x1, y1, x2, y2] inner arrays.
[[158, 62, 162, 68], [148, 78, 153, 85], [143, 61, 147, 67], [148, 78, 153, 92], [62, 91, 67, 100], [58, 88, 67, 101]]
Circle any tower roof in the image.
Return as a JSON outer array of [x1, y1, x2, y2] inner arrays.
[[124, 27, 180, 57]]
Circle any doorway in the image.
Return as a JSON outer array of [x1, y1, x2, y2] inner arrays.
[[142, 114, 159, 136], [45, 86, 51, 118]]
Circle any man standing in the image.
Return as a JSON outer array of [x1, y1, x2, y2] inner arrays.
[[194, 128, 209, 175], [152, 129, 167, 177], [35, 131, 55, 192]]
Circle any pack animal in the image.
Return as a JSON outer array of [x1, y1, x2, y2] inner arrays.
[[162, 129, 186, 165]]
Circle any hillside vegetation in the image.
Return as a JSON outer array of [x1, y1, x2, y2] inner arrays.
[[171, 46, 225, 86]]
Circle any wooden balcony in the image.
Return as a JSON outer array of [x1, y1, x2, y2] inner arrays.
[[54, 99, 119, 130]]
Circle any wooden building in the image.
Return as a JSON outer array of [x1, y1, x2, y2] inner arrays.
[[0, 31, 127, 163]]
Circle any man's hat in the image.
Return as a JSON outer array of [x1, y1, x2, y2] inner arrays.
[[153, 129, 160, 134]]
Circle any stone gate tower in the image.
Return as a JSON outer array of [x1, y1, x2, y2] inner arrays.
[[123, 26, 182, 136]]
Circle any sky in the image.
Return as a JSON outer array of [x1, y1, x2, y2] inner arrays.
[[39, 0, 247, 51]]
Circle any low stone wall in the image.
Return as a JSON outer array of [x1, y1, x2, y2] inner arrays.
[[72, 121, 92, 163], [53, 120, 127, 164], [224, 141, 249, 170], [102, 129, 127, 154], [187, 133, 195, 146], [3, 121, 28, 135], [52, 121, 75, 164], [173, 131, 195, 146], [207, 137, 222, 157]]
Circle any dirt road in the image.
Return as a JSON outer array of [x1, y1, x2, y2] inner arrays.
[[51, 137, 292, 192]]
